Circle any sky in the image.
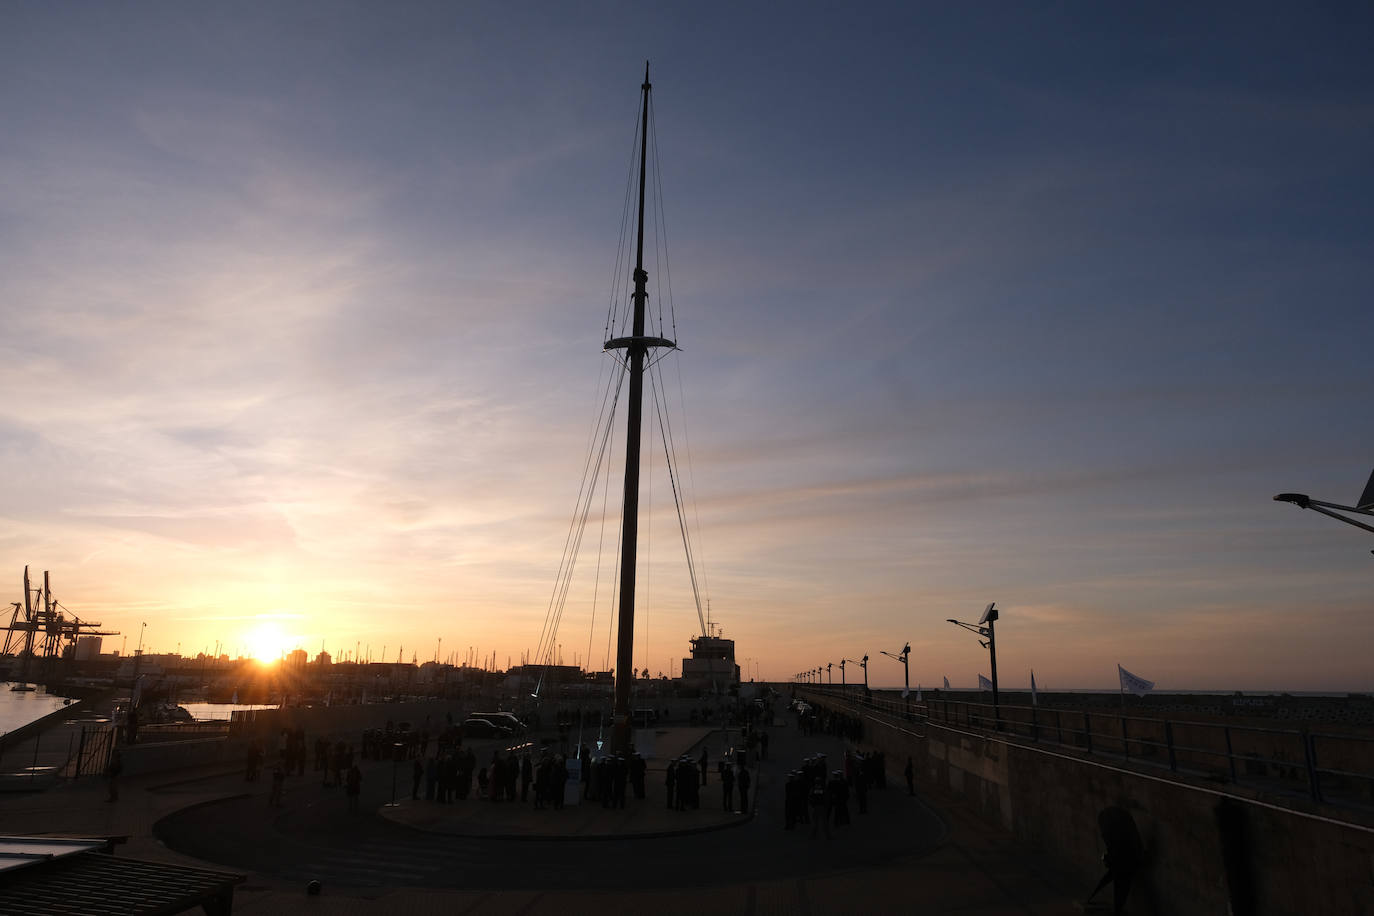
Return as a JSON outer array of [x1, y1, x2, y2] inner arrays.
[[1, 2, 1371, 691]]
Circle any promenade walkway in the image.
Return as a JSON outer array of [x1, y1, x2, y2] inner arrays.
[[1, 721, 1092, 914]]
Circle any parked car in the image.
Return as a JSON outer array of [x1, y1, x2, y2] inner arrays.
[[471, 711, 525, 733], [462, 717, 513, 739]]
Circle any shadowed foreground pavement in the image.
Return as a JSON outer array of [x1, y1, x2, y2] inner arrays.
[[4, 722, 1089, 913]]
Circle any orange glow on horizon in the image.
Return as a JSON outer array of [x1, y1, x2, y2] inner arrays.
[[242, 622, 297, 663]]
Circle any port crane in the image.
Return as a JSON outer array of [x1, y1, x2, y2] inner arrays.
[[3, 566, 118, 680]]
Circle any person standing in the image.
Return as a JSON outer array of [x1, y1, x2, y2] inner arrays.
[[105, 748, 123, 802], [521, 752, 533, 802], [737, 765, 751, 814], [905, 756, 915, 796], [665, 759, 676, 809], [346, 762, 362, 813], [721, 762, 735, 811], [269, 759, 286, 807], [808, 777, 830, 840], [411, 759, 423, 800]]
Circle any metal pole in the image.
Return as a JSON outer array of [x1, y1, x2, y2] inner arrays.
[[611, 63, 653, 757], [903, 654, 910, 717], [986, 616, 999, 725], [1303, 732, 1322, 802]]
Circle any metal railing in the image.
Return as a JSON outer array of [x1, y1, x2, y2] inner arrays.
[[797, 686, 1374, 812]]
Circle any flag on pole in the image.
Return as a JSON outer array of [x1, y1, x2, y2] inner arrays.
[[978, 673, 993, 691], [943, 676, 950, 689], [1031, 670, 1038, 706], [1118, 664, 1155, 697], [915, 684, 923, 702], [902, 685, 910, 698]]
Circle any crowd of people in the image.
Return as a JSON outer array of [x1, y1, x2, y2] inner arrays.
[[780, 745, 889, 838], [228, 698, 786, 819]]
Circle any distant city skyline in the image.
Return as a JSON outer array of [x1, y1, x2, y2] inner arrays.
[[2, 4, 1371, 691]]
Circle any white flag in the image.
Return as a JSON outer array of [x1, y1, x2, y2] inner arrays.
[[915, 684, 923, 702], [901, 685, 909, 697], [1118, 664, 1155, 697], [978, 673, 993, 691], [1031, 670, 1038, 706], [943, 676, 950, 689]]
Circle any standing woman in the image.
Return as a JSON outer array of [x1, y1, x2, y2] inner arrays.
[[346, 762, 362, 813]]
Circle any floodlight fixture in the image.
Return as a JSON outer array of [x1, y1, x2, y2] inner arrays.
[[1274, 467, 1374, 547]]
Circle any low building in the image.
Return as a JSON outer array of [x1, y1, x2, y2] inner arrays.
[[680, 633, 740, 693]]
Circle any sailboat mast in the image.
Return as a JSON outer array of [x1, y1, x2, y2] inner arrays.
[[611, 62, 653, 755]]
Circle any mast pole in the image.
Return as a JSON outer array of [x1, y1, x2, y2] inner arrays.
[[611, 61, 652, 756]]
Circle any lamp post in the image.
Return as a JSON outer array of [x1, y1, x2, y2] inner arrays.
[[947, 602, 1000, 725], [839, 659, 846, 693], [826, 662, 832, 686], [881, 643, 911, 715], [843, 656, 868, 696]]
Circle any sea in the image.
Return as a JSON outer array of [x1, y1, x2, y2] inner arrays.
[[0, 682, 276, 736], [0, 682, 70, 736]]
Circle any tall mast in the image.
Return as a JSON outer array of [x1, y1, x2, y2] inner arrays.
[[607, 61, 674, 755]]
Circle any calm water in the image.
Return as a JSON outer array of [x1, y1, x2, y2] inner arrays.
[[0, 683, 71, 735], [179, 702, 277, 722]]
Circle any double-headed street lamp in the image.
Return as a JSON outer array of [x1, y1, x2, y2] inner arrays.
[[881, 643, 911, 714], [826, 662, 833, 685], [843, 655, 868, 695], [947, 602, 1000, 723]]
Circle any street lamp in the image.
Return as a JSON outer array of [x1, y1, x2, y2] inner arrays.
[[843, 656, 868, 695], [826, 662, 832, 686], [881, 643, 911, 715], [1275, 469, 1374, 550], [948, 603, 1000, 724]]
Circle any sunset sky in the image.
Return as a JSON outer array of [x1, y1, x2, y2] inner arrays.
[[2, 3, 1371, 690]]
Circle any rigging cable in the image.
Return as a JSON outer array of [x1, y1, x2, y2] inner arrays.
[[648, 359, 707, 636]]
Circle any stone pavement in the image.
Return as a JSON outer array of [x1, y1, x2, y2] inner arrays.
[[0, 723, 1095, 914]]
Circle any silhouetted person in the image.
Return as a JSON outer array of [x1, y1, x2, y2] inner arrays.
[[737, 765, 751, 813], [665, 760, 676, 809], [270, 759, 285, 807], [721, 762, 735, 811], [346, 763, 362, 813], [905, 756, 915, 795], [808, 777, 830, 839], [105, 748, 123, 802], [412, 759, 423, 800], [1086, 805, 1144, 915]]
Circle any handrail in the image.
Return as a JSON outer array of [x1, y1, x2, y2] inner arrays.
[[793, 685, 1374, 814]]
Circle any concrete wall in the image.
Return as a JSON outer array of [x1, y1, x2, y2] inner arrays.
[[816, 695, 1374, 915], [121, 735, 238, 776]]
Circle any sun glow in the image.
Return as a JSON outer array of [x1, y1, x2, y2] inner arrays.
[[244, 622, 295, 663]]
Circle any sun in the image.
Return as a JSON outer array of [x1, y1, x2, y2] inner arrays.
[[244, 623, 294, 663]]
